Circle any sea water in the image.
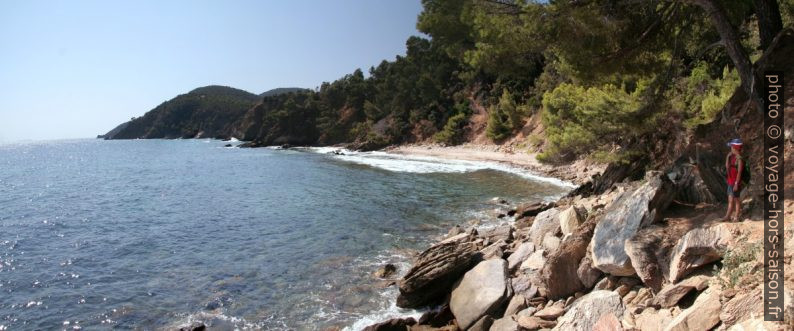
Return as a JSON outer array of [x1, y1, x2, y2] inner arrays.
[[0, 139, 570, 330]]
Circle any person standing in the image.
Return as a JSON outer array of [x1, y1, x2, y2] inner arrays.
[[723, 138, 744, 222]]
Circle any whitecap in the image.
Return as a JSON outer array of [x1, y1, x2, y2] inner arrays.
[[297, 147, 575, 188]]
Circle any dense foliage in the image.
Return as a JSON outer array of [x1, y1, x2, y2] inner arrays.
[[108, 0, 794, 161]]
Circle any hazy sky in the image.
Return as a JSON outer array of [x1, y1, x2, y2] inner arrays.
[[0, 0, 423, 142]]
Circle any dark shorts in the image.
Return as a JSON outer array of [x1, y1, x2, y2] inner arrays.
[[727, 183, 742, 198]]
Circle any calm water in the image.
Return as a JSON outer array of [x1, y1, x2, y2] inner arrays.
[[0, 139, 570, 330]]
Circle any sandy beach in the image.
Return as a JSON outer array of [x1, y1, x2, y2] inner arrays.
[[383, 143, 605, 186]]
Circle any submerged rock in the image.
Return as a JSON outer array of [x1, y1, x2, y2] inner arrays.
[[363, 317, 417, 331], [591, 172, 674, 276], [449, 259, 509, 330], [373, 263, 397, 279]]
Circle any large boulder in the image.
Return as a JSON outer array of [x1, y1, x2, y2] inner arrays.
[[537, 216, 598, 299], [591, 172, 674, 276], [528, 208, 561, 247], [397, 234, 481, 308], [668, 223, 735, 283], [624, 225, 668, 293], [450, 259, 509, 330], [507, 242, 535, 273], [663, 286, 721, 331], [553, 290, 625, 331]]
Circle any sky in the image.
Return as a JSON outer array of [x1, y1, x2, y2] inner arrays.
[[0, 0, 424, 142]]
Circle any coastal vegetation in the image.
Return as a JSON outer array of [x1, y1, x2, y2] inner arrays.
[[107, 0, 792, 166]]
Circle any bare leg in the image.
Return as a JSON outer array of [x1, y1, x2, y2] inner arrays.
[[723, 196, 734, 220], [732, 196, 741, 221]]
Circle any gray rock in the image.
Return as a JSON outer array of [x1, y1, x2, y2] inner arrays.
[[668, 223, 734, 283], [553, 290, 625, 331], [450, 259, 509, 330], [528, 208, 561, 247], [507, 242, 535, 273], [591, 172, 674, 276]]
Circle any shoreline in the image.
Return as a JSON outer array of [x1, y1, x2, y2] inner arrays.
[[381, 142, 605, 186]]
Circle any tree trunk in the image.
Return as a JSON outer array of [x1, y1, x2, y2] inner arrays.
[[689, 0, 762, 113], [753, 0, 783, 50]]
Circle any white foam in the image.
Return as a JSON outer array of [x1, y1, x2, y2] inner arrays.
[[298, 147, 575, 188], [344, 300, 426, 331]]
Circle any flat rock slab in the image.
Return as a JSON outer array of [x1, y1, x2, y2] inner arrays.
[[450, 259, 509, 330], [553, 290, 625, 331], [591, 172, 674, 276]]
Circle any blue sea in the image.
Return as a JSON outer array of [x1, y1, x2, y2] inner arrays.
[[0, 139, 571, 330]]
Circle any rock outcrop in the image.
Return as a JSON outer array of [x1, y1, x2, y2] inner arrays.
[[396, 234, 481, 308], [591, 172, 674, 276]]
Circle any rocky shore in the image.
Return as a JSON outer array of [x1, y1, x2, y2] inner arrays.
[[362, 169, 794, 331]]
